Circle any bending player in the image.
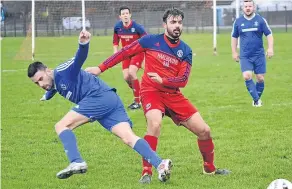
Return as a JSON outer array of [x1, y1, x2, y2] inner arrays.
[[27, 30, 172, 182]]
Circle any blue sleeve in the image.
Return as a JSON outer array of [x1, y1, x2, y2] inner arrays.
[[138, 35, 153, 48], [231, 20, 239, 38], [184, 48, 192, 65], [55, 42, 89, 80], [45, 89, 57, 100], [261, 17, 272, 36], [136, 24, 147, 36]]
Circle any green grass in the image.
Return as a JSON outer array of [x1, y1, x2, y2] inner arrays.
[[2, 33, 292, 189]]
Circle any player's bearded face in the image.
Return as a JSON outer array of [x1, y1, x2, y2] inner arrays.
[[165, 15, 183, 39], [120, 9, 131, 24], [243, 2, 255, 16], [31, 70, 54, 91]]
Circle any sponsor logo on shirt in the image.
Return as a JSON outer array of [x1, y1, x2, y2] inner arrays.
[[157, 53, 178, 67], [242, 28, 258, 32]]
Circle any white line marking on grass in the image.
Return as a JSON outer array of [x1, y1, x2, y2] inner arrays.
[[2, 69, 26, 72], [272, 102, 292, 106]]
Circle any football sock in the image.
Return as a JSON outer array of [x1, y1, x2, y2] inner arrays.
[[256, 81, 264, 98], [142, 135, 158, 175], [132, 79, 140, 104], [245, 79, 260, 101], [198, 138, 216, 173], [133, 138, 162, 169], [59, 129, 83, 163]]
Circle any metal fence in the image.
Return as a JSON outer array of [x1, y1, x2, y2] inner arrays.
[[1, 1, 292, 37]]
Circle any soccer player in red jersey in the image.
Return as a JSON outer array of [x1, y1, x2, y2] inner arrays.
[[113, 6, 147, 110], [86, 8, 230, 183]]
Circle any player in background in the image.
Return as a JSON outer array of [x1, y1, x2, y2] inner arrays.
[[28, 30, 172, 182], [231, 0, 274, 107], [113, 6, 147, 110], [85, 8, 230, 184]]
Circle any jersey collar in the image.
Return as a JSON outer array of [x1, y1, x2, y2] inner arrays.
[[244, 13, 256, 20], [164, 34, 180, 48], [123, 20, 133, 29]]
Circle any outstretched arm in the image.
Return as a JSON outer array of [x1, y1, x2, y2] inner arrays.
[[85, 38, 146, 76]]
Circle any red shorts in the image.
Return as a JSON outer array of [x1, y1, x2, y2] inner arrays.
[[122, 53, 144, 70], [140, 91, 198, 125]]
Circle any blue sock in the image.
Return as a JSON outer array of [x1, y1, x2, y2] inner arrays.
[[59, 129, 83, 163], [133, 139, 162, 169], [245, 79, 260, 101], [256, 82, 264, 98]]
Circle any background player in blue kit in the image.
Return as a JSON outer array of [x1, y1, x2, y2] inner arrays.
[[27, 30, 172, 182], [231, 0, 274, 107]]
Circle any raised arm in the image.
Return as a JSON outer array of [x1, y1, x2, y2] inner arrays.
[[55, 31, 91, 80]]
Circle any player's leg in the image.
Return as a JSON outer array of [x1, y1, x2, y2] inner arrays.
[[127, 53, 144, 110], [240, 58, 260, 106], [163, 93, 230, 175], [181, 113, 229, 175], [122, 68, 131, 88], [122, 59, 132, 88], [254, 55, 266, 102], [139, 92, 165, 183], [111, 122, 172, 183], [128, 65, 141, 109], [55, 110, 90, 179], [98, 93, 172, 182]]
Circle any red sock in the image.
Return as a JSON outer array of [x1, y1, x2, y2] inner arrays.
[[197, 138, 216, 173], [142, 135, 158, 176], [132, 79, 140, 104]]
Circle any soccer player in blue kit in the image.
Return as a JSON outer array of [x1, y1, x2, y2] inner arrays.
[[27, 30, 172, 182], [231, 0, 274, 107]]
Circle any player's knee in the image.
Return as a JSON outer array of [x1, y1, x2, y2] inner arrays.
[[197, 125, 211, 139], [120, 134, 138, 147], [147, 121, 161, 136], [128, 69, 137, 80], [120, 137, 132, 146], [123, 74, 129, 82], [55, 121, 72, 134], [256, 75, 265, 83], [243, 73, 252, 81]]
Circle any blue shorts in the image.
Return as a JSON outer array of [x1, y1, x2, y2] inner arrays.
[[240, 55, 266, 74], [72, 90, 132, 131]]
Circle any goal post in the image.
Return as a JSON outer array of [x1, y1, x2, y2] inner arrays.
[[213, 0, 217, 55], [31, 0, 35, 60]]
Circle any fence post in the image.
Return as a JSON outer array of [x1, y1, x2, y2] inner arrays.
[[46, 16, 49, 36], [92, 16, 95, 36], [14, 15, 16, 37], [35, 18, 37, 37], [284, 6, 288, 32], [23, 14, 26, 36]]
